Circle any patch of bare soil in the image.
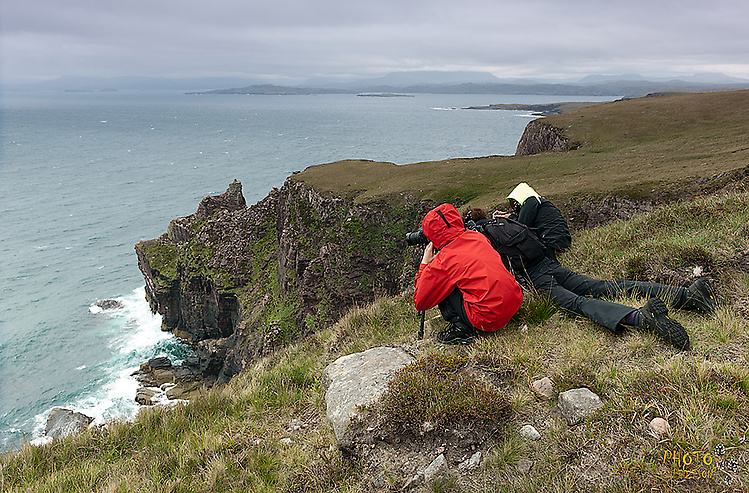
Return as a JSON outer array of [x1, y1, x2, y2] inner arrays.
[[340, 409, 504, 491]]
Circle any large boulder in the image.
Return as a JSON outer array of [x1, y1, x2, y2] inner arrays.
[[321, 346, 415, 440]]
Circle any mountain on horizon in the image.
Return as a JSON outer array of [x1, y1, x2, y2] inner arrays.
[[578, 72, 749, 85], [5, 70, 749, 93]]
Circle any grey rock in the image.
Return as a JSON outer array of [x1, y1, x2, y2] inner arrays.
[[143, 357, 172, 371], [458, 451, 482, 472], [322, 346, 414, 439], [532, 377, 554, 399], [44, 408, 93, 439], [135, 387, 159, 406], [404, 473, 421, 489], [557, 388, 604, 425], [516, 460, 534, 474], [520, 424, 541, 440], [165, 380, 202, 400], [423, 454, 447, 483], [96, 299, 123, 310], [289, 418, 304, 431], [279, 437, 293, 445]]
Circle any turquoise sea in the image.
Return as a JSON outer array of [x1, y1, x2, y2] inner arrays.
[[0, 91, 615, 452]]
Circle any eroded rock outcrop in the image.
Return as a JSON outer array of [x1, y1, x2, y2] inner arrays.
[[135, 179, 426, 389], [515, 120, 576, 155]]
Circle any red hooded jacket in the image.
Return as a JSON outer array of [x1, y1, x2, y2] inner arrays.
[[413, 203, 523, 332]]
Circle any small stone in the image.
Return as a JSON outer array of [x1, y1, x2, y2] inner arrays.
[[421, 421, 435, 434], [289, 418, 303, 431], [520, 424, 541, 440], [516, 460, 534, 474], [649, 417, 671, 436], [458, 451, 482, 472], [557, 388, 604, 425], [423, 454, 447, 483], [532, 377, 554, 399], [279, 437, 293, 445]]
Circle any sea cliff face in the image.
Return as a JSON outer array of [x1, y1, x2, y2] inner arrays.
[[515, 120, 577, 155], [135, 178, 427, 385]]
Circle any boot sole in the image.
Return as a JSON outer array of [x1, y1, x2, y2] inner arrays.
[[643, 298, 690, 350]]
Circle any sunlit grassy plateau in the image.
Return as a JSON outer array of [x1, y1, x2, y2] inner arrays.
[[2, 90, 749, 492]]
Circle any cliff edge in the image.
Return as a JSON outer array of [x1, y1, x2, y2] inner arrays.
[[135, 178, 428, 386]]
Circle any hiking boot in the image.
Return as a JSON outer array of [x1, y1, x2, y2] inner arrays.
[[682, 278, 716, 315], [639, 298, 690, 350], [436, 322, 476, 345]]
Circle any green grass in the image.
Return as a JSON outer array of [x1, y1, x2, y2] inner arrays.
[[294, 90, 749, 209]]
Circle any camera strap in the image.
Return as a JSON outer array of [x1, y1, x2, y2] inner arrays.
[[417, 310, 425, 340]]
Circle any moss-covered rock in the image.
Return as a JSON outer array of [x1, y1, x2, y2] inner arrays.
[[136, 179, 429, 384]]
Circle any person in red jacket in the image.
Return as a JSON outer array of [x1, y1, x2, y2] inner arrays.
[[413, 203, 523, 344]]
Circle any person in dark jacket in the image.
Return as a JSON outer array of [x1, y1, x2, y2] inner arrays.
[[414, 203, 523, 345], [466, 205, 716, 351], [505, 182, 571, 257]]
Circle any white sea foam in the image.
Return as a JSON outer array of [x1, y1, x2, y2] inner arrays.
[[30, 288, 175, 442], [30, 435, 53, 447]]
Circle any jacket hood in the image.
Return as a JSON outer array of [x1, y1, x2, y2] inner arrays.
[[507, 182, 539, 206], [421, 203, 465, 250]]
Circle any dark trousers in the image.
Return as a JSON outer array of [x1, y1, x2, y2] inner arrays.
[[438, 289, 474, 329], [526, 257, 688, 332]]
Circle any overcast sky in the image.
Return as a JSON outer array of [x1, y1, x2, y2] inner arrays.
[[2, 0, 748, 84]]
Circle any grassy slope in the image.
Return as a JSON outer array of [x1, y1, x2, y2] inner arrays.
[[3, 91, 749, 493], [295, 90, 749, 208]]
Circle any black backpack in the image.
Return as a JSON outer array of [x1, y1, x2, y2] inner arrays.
[[471, 218, 547, 275]]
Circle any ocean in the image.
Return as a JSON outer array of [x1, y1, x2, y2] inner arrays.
[[0, 90, 614, 452]]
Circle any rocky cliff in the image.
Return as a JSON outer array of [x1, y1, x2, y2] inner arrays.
[[515, 120, 579, 155], [135, 178, 428, 386]]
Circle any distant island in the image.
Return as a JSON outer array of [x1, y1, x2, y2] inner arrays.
[[356, 93, 414, 98], [464, 101, 605, 115]]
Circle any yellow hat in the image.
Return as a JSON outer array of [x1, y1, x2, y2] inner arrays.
[[507, 183, 539, 206]]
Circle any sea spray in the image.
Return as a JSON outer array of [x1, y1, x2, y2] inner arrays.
[[30, 287, 193, 443]]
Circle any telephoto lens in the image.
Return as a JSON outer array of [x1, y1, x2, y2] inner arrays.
[[405, 229, 429, 246]]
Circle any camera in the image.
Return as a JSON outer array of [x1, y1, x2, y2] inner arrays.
[[405, 229, 429, 246]]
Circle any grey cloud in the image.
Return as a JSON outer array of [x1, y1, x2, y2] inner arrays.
[[2, 0, 748, 82]]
